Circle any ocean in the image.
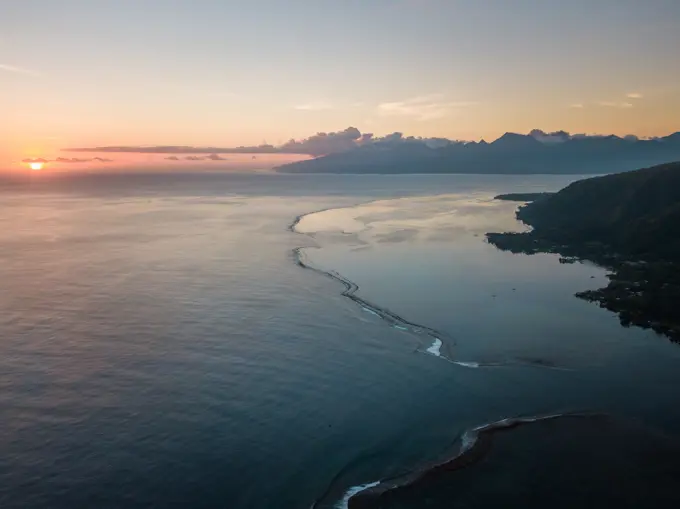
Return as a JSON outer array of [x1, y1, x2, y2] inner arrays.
[[2, 172, 680, 509]]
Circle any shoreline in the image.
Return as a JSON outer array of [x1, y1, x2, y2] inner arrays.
[[487, 229, 680, 343], [487, 164, 680, 343], [342, 413, 680, 509], [320, 413, 598, 509]]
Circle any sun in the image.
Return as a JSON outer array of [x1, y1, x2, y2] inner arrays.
[[29, 162, 44, 171]]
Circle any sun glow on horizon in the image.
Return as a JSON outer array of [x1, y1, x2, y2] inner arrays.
[[28, 162, 45, 171]]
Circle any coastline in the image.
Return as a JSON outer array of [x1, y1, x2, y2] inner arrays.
[[343, 413, 680, 509], [487, 225, 680, 343], [493, 192, 554, 202], [341, 413, 594, 509], [487, 163, 680, 343]]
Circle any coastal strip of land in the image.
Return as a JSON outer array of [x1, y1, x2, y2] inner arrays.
[[344, 413, 680, 509], [488, 162, 680, 342], [493, 192, 554, 202]]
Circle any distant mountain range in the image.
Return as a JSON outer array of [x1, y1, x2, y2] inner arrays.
[[277, 130, 680, 174]]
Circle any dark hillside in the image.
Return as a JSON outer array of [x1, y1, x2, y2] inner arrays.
[[487, 162, 680, 341]]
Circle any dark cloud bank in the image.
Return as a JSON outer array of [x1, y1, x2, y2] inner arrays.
[[166, 154, 229, 161], [23, 157, 113, 164], [63, 127, 453, 157]]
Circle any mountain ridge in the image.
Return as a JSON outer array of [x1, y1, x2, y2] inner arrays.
[[277, 131, 680, 175]]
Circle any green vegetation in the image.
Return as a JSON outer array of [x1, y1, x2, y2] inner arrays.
[[487, 162, 680, 342]]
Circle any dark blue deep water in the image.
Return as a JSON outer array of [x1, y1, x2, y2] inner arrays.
[[2, 172, 680, 508]]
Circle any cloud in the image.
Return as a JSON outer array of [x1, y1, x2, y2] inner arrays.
[[357, 133, 375, 145], [597, 101, 633, 108], [294, 101, 334, 111], [65, 127, 456, 156], [280, 127, 362, 156], [22, 157, 112, 164], [179, 154, 228, 161], [529, 129, 570, 144], [528, 130, 648, 144], [572, 96, 638, 109], [382, 132, 403, 143], [378, 94, 477, 121], [55, 157, 90, 163], [66, 144, 279, 155], [0, 64, 41, 76], [423, 137, 454, 149]]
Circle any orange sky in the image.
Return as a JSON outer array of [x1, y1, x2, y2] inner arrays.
[[3, 0, 679, 171]]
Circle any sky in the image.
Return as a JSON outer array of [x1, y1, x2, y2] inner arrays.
[[2, 0, 680, 167]]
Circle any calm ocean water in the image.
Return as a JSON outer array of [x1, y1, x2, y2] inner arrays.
[[2, 172, 680, 509]]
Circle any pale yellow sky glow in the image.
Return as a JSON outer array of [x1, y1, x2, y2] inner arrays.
[[2, 0, 680, 170]]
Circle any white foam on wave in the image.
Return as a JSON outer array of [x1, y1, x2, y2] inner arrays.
[[335, 481, 380, 509], [426, 338, 442, 357], [393, 325, 409, 331], [458, 413, 568, 459], [361, 307, 380, 317], [453, 361, 480, 368], [459, 430, 478, 453]]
